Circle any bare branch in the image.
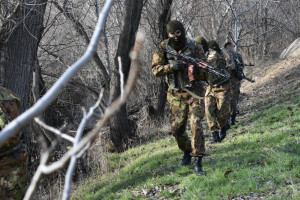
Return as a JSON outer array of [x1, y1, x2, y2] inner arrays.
[[34, 118, 75, 143], [118, 56, 124, 98], [0, 0, 115, 146], [35, 33, 144, 176]]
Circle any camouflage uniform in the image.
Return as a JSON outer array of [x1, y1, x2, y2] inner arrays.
[[230, 52, 244, 115], [204, 49, 233, 131], [0, 87, 27, 200], [152, 38, 207, 157]]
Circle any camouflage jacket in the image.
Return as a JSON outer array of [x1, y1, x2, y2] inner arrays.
[[152, 38, 207, 91], [206, 49, 231, 86], [220, 48, 236, 71], [0, 87, 21, 155]]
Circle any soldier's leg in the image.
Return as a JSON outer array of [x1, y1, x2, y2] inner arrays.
[[167, 91, 191, 153], [230, 82, 241, 125], [215, 86, 231, 141], [0, 146, 27, 200], [230, 85, 237, 115], [215, 87, 231, 128], [189, 97, 205, 157], [235, 81, 241, 114], [205, 93, 218, 131], [205, 89, 220, 143], [189, 97, 206, 175]]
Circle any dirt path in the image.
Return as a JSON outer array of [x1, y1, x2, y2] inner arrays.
[[239, 57, 300, 119]]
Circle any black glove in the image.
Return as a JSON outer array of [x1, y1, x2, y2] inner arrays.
[[170, 60, 186, 71]]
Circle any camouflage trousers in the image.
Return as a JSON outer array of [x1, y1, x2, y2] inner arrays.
[[205, 83, 231, 131], [230, 80, 241, 115], [0, 145, 27, 200], [167, 89, 205, 157]]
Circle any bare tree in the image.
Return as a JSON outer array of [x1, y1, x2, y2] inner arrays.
[[143, 0, 173, 121], [0, 1, 145, 199], [109, 0, 144, 152]]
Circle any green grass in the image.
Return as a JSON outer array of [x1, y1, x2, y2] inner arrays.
[[72, 96, 300, 199]]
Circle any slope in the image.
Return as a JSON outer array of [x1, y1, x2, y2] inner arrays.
[[71, 56, 300, 200]]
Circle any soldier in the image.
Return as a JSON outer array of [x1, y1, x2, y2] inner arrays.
[[152, 20, 207, 175], [194, 36, 209, 56], [204, 41, 234, 143], [0, 86, 27, 200], [224, 42, 244, 125]]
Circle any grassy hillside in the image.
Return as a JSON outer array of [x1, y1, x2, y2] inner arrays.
[[71, 59, 300, 200]]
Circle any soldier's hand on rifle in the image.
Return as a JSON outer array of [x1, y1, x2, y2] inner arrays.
[[188, 64, 194, 74], [188, 64, 196, 81], [170, 60, 187, 71]]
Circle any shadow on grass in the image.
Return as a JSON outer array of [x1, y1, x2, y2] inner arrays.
[[86, 150, 181, 199]]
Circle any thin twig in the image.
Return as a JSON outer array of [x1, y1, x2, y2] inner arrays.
[[34, 118, 75, 143], [118, 56, 124, 99], [62, 90, 104, 200]]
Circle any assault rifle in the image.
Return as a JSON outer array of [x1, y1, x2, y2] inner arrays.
[[165, 50, 230, 82], [234, 58, 255, 83], [240, 72, 255, 83], [244, 63, 255, 67]]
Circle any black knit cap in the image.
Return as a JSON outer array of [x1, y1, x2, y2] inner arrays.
[[166, 20, 185, 35]]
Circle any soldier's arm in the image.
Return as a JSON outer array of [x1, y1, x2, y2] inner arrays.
[[237, 53, 245, 70], [194, 43, 206, 61], [206, 51, 219, 67], [151, 42, 175, 77], [223, 51, 236, 71], [194, 43, 207, 80]]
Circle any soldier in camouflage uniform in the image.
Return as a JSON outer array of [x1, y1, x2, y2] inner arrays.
[[194, 36, 209, 55], [204, 41, 235, 143], [224, 42, 244, 125], [152, 20, 207, 175], [0, 86, 27, 200]]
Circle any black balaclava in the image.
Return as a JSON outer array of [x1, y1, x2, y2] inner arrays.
[[208, 40, 221, 54], [166, 20, 186, 51], [194, 36, 209, 52]]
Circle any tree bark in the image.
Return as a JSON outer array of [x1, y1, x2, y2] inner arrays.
[[0, 0, 47, 165], [153, 0, 172, 121], [0, 0, 47, 113], [109, 0, 143, 152]]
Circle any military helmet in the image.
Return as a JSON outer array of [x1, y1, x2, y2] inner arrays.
[[208, 40, 221, 53], [194, 36, 208, 52]]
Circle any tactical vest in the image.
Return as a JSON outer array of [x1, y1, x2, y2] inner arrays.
[[208, 50, 231, 86], [165, 38, 195, 90], [232, 51, 244, 81]]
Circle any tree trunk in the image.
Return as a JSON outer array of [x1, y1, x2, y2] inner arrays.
[[109, 0, 143, 152], [155, 0, 173, 122], [153, 0, 172, 121], [0, 0, 47, 142], [0, 0, 47, 112]]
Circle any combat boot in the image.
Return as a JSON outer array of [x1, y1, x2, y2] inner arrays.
[[220, 122, 230, 142], [181, 151, 192, 166], [194, 157, 206, 176], [210, 131, 220, 143], [231, 114, 236, 126]]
